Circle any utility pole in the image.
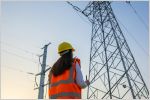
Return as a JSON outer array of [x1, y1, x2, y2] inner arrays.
[[38, 43, 51, 99], [67, 1, 149, 99]]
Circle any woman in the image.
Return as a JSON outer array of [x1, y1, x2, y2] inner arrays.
[[48, 42, 90, 99]]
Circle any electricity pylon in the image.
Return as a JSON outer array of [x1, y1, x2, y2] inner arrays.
[[67, 1, 149, 99]]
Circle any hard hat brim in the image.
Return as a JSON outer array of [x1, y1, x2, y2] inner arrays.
[[58, 48, 75, 54]]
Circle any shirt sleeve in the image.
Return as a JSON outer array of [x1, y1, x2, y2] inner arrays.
[[75, 62, 87, 89]]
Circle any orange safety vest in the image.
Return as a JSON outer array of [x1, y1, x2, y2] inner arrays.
[[48, 58, 81, 99]]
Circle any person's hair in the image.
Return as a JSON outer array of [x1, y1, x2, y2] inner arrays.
[[50, 49, 73, 76]]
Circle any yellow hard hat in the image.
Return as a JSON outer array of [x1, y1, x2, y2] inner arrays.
[[58, 42, 75, 53]]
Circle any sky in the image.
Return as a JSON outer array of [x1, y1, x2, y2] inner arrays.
[[0, 1, 149, 99]]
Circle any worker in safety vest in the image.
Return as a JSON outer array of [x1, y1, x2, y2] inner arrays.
[[48, 42, 90, 99]]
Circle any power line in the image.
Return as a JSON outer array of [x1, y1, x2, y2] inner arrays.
[[2, 65, 35, 82], [2, 49, 38, 63], [116, 17, 149, 56], [0, 40, 41, 49], [126, 2, 148, 32], [67, 1, 92, 25], [67, 1, 95, 24], [75, 8, 91, 26], [0, 41, 39, 57], [2, 49, 51, 71], [34, 76, 39, 87], [3, 65, 45, 91], [3, 65, 35, 75]]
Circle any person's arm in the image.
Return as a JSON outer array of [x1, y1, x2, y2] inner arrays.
[[75, 63, 88, 89]]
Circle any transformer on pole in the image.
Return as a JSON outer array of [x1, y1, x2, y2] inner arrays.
[[67, 1, 149, 99]]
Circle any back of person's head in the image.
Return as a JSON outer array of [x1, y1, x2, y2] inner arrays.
[[51, 49, 73, 76]]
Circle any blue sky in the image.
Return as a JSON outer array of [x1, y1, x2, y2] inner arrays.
[[1, 1, 149, 99]]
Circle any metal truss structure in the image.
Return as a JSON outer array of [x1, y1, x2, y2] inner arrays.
[[67, 1, 149, 99]]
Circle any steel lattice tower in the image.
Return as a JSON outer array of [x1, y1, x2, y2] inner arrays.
[[67, 1, 149, 99]]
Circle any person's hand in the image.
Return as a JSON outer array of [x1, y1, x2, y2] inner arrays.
[[85, 80, 90, 86]]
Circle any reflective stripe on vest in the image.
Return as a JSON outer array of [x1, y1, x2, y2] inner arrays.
[[50, 66, 74, 87], [50, 92, 81, 99]]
